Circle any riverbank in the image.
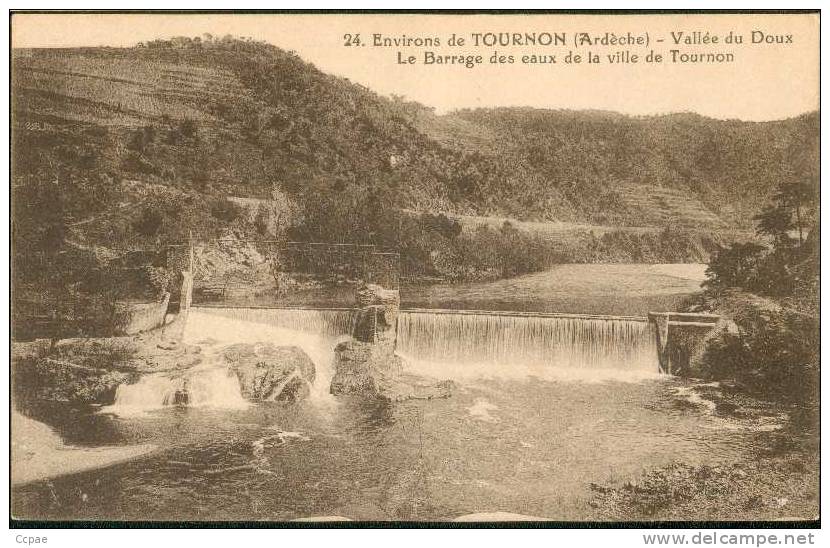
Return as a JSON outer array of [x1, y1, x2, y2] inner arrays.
[[11, 316, 188, 486], [11, 412, 156, 486], [586, 383, 819, 521]]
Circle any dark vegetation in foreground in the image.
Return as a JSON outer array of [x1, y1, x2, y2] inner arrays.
[[689, 177, 818, 409], [589, 447, 818, 521]]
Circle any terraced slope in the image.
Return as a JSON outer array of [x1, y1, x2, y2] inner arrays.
[[616, 185, 725, 228], [11, 40, 819, 251], [13, 53, 252, 126]]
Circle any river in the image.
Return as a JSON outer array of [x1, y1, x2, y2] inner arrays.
[[12, 289, 784, 522]]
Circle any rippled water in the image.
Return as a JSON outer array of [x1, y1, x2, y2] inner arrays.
[[12, 310, 773, 522]]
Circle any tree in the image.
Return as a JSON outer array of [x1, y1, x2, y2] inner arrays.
[[754, 202, 794, 246], [777, 179, 816, 245], [755, 179, 817, 246], [133, 207, 164, 237], [703, 242, 767, 292]]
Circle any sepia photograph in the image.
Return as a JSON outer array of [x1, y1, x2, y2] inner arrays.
[[7, 9, 821, 530]]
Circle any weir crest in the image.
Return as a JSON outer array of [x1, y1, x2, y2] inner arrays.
[[190, 306, 660, 378]]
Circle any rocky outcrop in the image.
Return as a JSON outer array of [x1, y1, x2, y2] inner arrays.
[[329, 340, 403, 398], [14, 357, 136, 405], [380, 373, 456, 403], [353, 283, 400, 344], [331, 284, 400, 398], [331, 283, 455, 402], [221, 343, 315, 402]]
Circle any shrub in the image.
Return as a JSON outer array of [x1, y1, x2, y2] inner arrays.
[[699, 299, 818, 404], [121, 151, 158, 175], [133, 207, 164, 236], [210, 198, 243, 223], [704, 242, 767, 292]]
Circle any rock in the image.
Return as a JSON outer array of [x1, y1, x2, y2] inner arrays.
[[380, 375, 456, 403], [330, 340, 402, 397], [330, 283, 454, 401], [221, 343, 315, 402], [18, 357, 135, 405], [330, 283, 402, 397], [133, 342, 203, 372], [353, 283, 400, 344], [157, 340, 180, 351], [330, 341, 455, 401]]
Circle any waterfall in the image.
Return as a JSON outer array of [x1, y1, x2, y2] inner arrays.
[[106, 307, 356, 413], [108, 306, 661, 413], [106, 366, 248, 415], [189, 307, 357, 338], [185, 307, 356, 403], [395, 310, 659, 380]]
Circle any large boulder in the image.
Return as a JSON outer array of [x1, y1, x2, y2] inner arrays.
[[14, 357, 135, 405], [330, 340, 455, 402], [330, 283, 454, 402], [221, 343, 315, 402], [330, 283, 402, 398], [330, 340, 402, 397]]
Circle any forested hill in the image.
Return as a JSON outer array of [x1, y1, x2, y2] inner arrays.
[[420, 108, 818, 228], [12, 36, 818, 251]]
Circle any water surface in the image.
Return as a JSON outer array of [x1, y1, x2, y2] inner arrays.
[[13, 307, 775, 522]]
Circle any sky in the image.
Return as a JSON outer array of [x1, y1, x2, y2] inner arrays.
[[11, 12, 820, 121]]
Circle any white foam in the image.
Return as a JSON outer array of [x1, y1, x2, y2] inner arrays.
[[398, 353, 663, 384], [468, 399, 499, 422]]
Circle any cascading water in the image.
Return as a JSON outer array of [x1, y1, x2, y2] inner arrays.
[[106, 366, 249, 415], [186, 307, 356, 402], [107, 307, 356, 413], [395, 310, 659, 381], [192, 307, 357, 338], [107, 305, 660, 413]]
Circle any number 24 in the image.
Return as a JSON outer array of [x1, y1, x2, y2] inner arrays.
[[343, 34, 362, 46]]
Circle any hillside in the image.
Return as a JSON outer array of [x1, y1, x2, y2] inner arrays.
[[13, 38, 818, 227], [11, 37, 818, 284], [431, 108, 818, 228]]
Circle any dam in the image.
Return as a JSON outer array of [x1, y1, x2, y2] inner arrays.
[[16, 279, 754, 523], [189, 305, 661, 378], [16, 299, 756, 522]]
